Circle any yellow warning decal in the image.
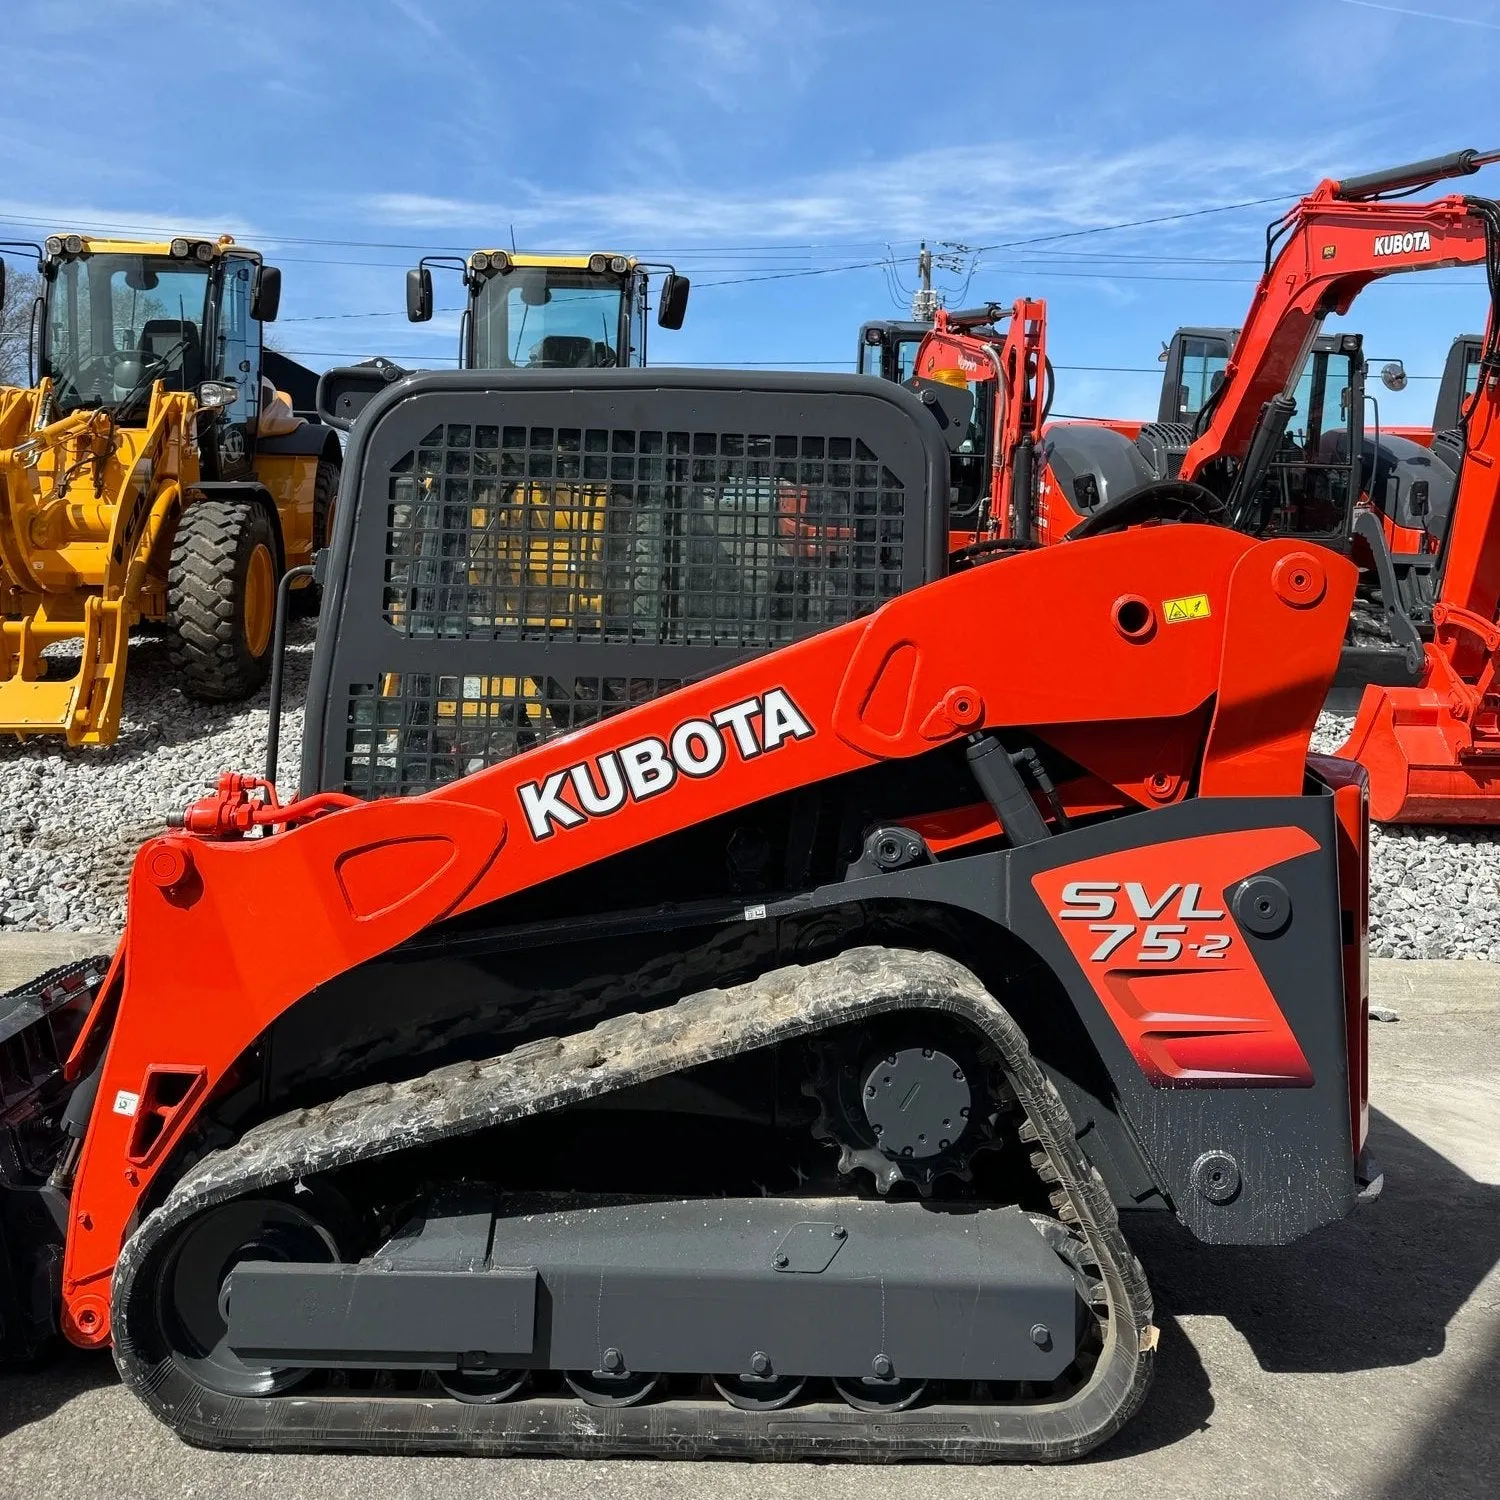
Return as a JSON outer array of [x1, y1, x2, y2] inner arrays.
[[1163, 593, 1211, 623]]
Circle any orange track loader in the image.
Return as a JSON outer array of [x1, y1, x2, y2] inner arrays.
[[0, 364, 1372, 1461]]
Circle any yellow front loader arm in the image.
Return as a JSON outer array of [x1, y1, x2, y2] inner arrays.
[[0, 381, 193, 745]]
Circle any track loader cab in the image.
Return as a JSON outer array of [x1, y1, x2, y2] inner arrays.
[[406, 250, 690, 371], [0, 233, 341, 744]]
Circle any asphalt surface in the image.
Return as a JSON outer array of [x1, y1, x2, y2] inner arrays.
[[1, 950, 1496, 1500]]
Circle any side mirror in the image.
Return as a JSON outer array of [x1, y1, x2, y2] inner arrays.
[[1380, 359, 1408, 392], [251, 264, 282, 323], [657, 272, 690, 330], [406, 266, 433, 323], [1409, 478, 1430, 518], [316, 358, 408, 431]]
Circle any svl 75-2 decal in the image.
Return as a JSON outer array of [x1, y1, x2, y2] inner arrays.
[[1032, 830, 1319, 1087]]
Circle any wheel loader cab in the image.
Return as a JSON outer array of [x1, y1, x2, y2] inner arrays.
[[406, 251, 690, 372], [39, 237, 275, 480]]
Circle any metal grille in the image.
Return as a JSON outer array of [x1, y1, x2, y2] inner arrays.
[[382, 423, 908, 648], [306, 374, 948, 799], [343, 673, 685, 798]]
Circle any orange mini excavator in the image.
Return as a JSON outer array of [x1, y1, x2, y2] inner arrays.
[[1039, 148, 1500, 823]]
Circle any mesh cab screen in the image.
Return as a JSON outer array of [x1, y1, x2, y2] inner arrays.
[[382, 423, 907, 646], [307, 374, 946, 798]]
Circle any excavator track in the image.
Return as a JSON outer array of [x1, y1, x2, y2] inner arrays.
[[112, 947, 1155, 1462]]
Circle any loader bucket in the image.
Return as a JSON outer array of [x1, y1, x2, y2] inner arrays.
[[1336, 681, 1500, 822]]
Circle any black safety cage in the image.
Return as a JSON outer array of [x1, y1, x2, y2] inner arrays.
[[302, 370, 951, 798]]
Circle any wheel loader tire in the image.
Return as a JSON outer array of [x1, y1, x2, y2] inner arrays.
[[168, 501, 280, 703], [293, 457, 340, 617]]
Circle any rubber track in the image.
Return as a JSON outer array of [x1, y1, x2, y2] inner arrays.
[[167, 502, 270, 701], [112, 947, 1156, 1462]]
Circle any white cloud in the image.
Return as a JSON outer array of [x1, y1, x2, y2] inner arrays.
[[660, 0, 848, 110], [353, 130, 1355, 252]]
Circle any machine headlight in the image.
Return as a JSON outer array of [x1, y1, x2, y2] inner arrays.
[[63, 234, 83, 255], [588, 254, 608, 273], [470, 251, 491, 272], [609, 255, 628, 274], [44, 236, 62, 257], [197, 380, 239, 411], [193, 241, 214, 263], [170, 238, 190, 258]]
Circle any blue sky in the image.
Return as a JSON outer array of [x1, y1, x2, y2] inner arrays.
[[2, 0, 1498, 421]]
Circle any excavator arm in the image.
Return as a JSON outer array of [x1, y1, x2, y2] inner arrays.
[[912, 299, 1050, 544], [1181, 148, 1500, 506]]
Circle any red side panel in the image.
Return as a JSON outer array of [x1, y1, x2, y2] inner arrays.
[[1031, 829, 1319, 1086]]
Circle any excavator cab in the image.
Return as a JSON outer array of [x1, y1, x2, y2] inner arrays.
[[1156, 327, 1236, 425], [856, 320, 931, 383]]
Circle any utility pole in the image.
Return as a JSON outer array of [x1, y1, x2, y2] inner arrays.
[[911, 242, 939, 322]]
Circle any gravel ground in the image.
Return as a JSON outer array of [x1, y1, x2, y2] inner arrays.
[[0, 624, 315, 934], [1312, 711, 1500, 960], [0, 651, 1496, 959]]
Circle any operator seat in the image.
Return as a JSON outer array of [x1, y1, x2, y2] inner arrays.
[[137, 319, 203, 390], [529, 336, 617, 369]]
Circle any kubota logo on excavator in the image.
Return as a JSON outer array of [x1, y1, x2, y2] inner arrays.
[[518, 688, 815, 840], [1373, 230, 1432, 256]]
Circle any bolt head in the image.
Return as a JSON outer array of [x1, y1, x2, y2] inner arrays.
[[872, 1354, 893, 1378], [833, 1223, 847, 1239], [602, 1346, 624, 1372], [1030, 1323, 1051, 1349], [750, 1351, 771, 1375], [773, 1251, 790, 1268]]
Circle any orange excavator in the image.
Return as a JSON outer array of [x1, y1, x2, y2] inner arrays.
[[1039, 149, 1500, 823], [890, 300, 1051, 557]]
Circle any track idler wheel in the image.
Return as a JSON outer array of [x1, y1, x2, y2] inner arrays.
[[154, 1197, 340, 1398], [564, 1367, 664, 1407]]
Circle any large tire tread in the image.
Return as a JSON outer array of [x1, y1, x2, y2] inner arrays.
[[167, 501, 279, 702]]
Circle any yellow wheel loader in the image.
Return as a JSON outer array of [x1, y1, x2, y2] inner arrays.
[[0, 234, 343, 746]]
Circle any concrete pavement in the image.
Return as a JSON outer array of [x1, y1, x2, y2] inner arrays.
[[1, 948, 1495, 1500]]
